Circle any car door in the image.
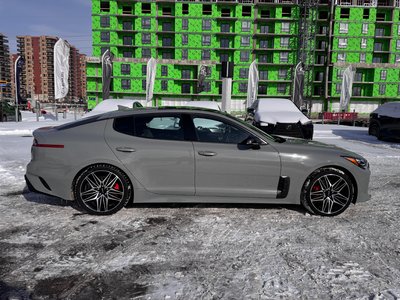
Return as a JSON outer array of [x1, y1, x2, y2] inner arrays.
[[105, 113, 195, 196], [191, 114, 281, 198]]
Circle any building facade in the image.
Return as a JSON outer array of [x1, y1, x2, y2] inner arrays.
[[17, 36, 86, 103], [87, 0, 400, 112], [0, 33, 12, 100]]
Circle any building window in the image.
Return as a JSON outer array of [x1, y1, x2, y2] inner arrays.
[[336, 84, 341, 94], [142, 3, 151, 14], [373, 56, 382, 63], [361, 38, 367, 49], [123, 36, 132, 45], [259, 55, 268, 63], [242, 21, 251, 32], [202, 50, 211, 60], [379, 84, 386, 95], [258, 85, 267, 95], [142, 33, 151, 44], [354, 72, 362, 81], [101, 32, 110, 43], [220, 38, 230, 48], [380, 70, 387, 80], [161, 66, 168, 76], [338, 38, 347, 49], [340, 8, 350, 18], [240, 51, 250, 62], [397, 84, 400, 95], [221, 8, 231, 17], [241, 36, 250, 47], [161, 80, 168, 91], [339, 23, 348, 34], [281, 22, 290, 33], [182, 3, 189, 15], [280, 37, 289, 48], [282, 7, 291, 17], [363, 8, 370, 19], [162, 37, 172, 47], [123, 21, 132, 30], [121, 79, 131, 90], [396, 55, 400, 63], [239, 68, 249, 78], [181, 69, 191, 79], [123, 6, 132, 14], [182, 83, 191, 94], [202, 35, 211, 46], [260, 40, 268, 48], [142, 80, 146, 90], [100, 1, 110, 12], [337, 53, 346, 62], [162, 6, 172, 16], [182, 34, 189, 45], [360, 53, 366, 63], [100, 16, 110, 28], [280, 52, 289, 63], [362, 23, 368, 34], [337, 70, 344, 79], [142, 65, 147, 76], [374, 43, 383, 51], [162, 52, 173, 59], [397, 40, 400, 50], [142, 18, 151, 29], [277, 84, 287, 94], [142, 48, 151, 58], [202, 82, 211, 92], [242, 6, 251, 17], [202, 19, 212, 31], [121, 64, 130, 75], [203, 4, 212, 15], [375, 28, 384, 37], [259, 70, 268, 80], [278, 69, 287, 79], [182, 19, 188, 30], [260, 25, 269, 34], [123, 51, 132, 58], [162, 22, 173, 32], [221, 23, 230, 33], [182, 49, 188, 60], [398, 25, 400, 35], [239, 83, 248, 93], [220, 53, 229, 62], [353, 86, 361, 96]]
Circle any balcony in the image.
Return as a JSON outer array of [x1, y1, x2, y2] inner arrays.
[[335, 0, 378, 6]]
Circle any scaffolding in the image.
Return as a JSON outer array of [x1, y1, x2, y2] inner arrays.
[[295, 0, 319, 111]]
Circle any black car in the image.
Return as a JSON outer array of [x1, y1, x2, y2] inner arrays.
[[368, 102, 400, 140]]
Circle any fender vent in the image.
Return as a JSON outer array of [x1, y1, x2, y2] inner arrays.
[[277, 176, 290, 199]]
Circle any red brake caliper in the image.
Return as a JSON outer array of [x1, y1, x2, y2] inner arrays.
[[312, 185, 321, 192], [114, 183, 120, 190]]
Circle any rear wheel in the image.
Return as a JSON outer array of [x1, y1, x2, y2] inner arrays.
[[73, 164, 132, 215], [301, 168, 354, 216]]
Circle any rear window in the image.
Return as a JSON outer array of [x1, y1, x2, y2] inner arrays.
[[113, 116, 134, 135]]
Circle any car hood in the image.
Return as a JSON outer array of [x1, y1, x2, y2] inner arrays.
[[255, 111, 311, 125], [272, 136, 365, 160]]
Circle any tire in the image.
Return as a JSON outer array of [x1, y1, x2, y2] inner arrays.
[[73, 164, 132, 215], [301, 168, 354, 216], [368, 123, 381, 139]]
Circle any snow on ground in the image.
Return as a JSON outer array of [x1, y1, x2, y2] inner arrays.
[[0, 115, 400, 299]]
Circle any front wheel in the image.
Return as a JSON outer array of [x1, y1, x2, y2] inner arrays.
[[301, 168, 354, 216], [73, 164, 132, 215]]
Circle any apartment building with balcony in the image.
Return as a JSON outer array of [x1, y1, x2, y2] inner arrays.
[[0, 33, 12, 100], [87, 0, 400, 112]]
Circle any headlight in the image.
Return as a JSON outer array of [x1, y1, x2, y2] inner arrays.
[[342, 156, 369, 169]]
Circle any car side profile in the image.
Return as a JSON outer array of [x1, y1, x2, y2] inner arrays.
[[368, 102, 400, 140], [246, 98, 314, 140], [26, 108, 370, 216]]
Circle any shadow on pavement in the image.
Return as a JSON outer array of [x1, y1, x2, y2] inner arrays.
[[332, 129, 400, 149]]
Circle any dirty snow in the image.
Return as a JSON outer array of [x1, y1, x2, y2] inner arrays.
[[0, 114, 400, 299]]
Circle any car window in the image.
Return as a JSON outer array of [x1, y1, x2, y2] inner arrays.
[[113, 116, 134, 135], [134, 115, 184, 141], [193, 117, 249, 144]]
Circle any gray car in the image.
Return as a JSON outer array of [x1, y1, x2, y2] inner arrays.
[[25, 108, 370, 216]]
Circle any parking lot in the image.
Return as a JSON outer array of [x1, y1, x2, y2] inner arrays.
[[0, 122, 399, 299]]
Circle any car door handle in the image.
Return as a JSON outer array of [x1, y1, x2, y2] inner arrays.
[[198, 151, 217, 157], [116, 147, 136, 153]]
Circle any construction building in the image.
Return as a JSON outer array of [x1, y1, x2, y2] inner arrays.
[[87, 0, 400, 112], [17, 36, 86, 103], [0, 33, 12, 100]]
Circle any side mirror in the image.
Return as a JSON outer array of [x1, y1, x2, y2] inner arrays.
[[241, 137, 261, 150], [247, 107, 255, 114], [301, 108, 309, 115]]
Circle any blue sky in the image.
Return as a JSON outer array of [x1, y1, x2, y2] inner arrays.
[[0, 0, 92, 55]]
